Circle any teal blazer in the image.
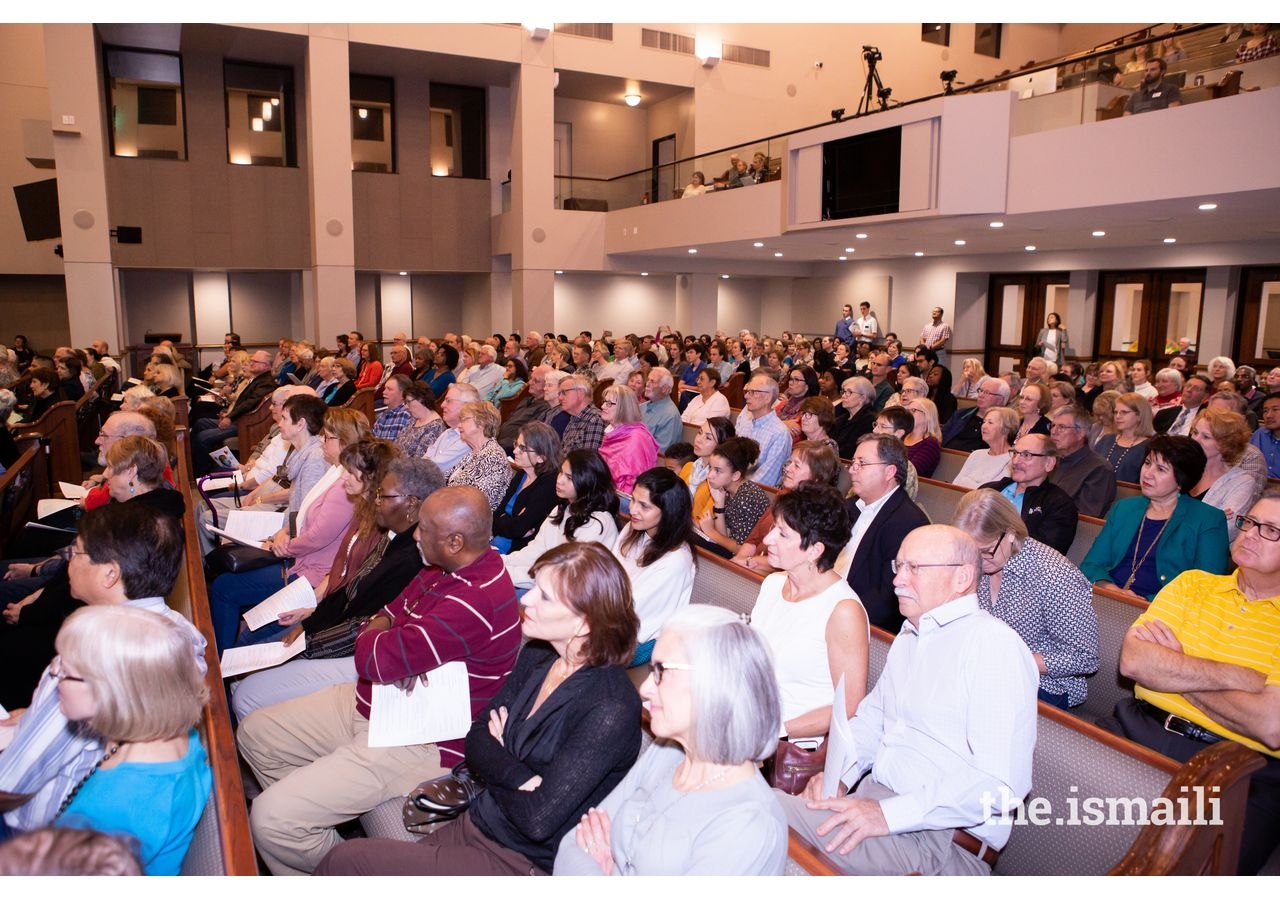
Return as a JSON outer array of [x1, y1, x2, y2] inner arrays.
[[1079, 493, 1230, 600]]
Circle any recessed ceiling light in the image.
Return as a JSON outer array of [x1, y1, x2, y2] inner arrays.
[[1198, 203, 1218, 211], [914, 251, 924, 257], [774, 252, 784, 257], [838, 256, 848, 261], [1092, 230, 1106, 237], [687, 248, 698, 254], [954, 240, 966, 246], [752, 241, 764, 248], [843, 247, 856, 253], [641, 272, 649, 276], [989, 221, 1004, 228], [1024, 245, 1036, 252], [1163, 237, 1177, 244], [398, 271, 407, 276], [855, 233, 868, 239], [554, 270, 564, 275], [721, 275, 730, 279]]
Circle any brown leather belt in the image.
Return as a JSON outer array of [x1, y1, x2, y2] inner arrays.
[[952, 830, 1000, 867]]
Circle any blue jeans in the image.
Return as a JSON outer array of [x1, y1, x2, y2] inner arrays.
[[209, 564, 293, 652]]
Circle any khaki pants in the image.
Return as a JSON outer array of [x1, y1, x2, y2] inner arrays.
[[237, 682, 446, 875], [777, 778, 991, 876]]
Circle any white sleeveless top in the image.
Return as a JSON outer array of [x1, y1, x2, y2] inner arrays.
[[750, 573, 864, 730]]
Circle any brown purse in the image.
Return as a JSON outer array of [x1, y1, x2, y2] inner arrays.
[[766, 739, 828, 795]]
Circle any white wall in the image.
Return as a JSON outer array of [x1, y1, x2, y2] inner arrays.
[[553, 272, 678, 336]]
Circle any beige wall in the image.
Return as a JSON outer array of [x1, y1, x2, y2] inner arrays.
[[553, 96, 649, 179], [0, 26, 59, 276]]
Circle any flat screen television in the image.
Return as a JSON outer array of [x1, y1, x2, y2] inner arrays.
[[822, 127, 901, 220], [13, 178, 61, 242]]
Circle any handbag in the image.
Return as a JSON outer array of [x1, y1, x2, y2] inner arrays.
[[766, 739, 828, 796], [402, 763, 483, 833], [204, 543, 287, 576], [300, 616, 366, 660]]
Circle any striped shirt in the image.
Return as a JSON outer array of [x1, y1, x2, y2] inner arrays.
[[1135, 569, 1280, 758], [354, 549, 521, 765]]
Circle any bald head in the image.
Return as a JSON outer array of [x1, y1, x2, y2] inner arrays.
[[416, 486, 494, 572], [98, 411, 156, 465], [893, 525, 979, 625]]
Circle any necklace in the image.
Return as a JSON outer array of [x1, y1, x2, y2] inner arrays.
[[1123, 515, 1171, 591], [620, 759, 737, 874], [1105, 437, 1140, 470], [57, 741, 121, 818]]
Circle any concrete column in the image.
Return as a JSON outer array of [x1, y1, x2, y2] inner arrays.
[[512, 268, 554, 334], [506, 51, 556, 334], [43, 24, 118, 349], [304, 27, 356, 343], [1068, 269, 1098, 359]]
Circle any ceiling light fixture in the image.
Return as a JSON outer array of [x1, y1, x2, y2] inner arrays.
[[641, 272, 648, 276], [721, 274, 730, 279], [555, 270, 564, 274], [624, 93, 641, 107], [752, 241, 764, 248], [1163, 237, 1177, 244], [1198, 203, 1217, 210], [687, 248, 698, 254], [398, 271, 407, 276], [774, 252, 784, 257], [914, 251, 924, 257], [989, 221, 1004, 228], [1024, 245, 1036, 251], [838, 256, 848, 261], [1092, 230, 1106, 237], [855, 233, 868, 239], [844, 247, 855, 253], [954, 239, 966, 246]]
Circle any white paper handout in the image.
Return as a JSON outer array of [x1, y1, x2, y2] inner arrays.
[[821, 674, 856, 799], [242, 577, 317, 631], [219, 639, 306, 678], [204, 508, 285, 548], [58, 481, 88, 500], [202, 471, 245, 493], [367, 661, 472, 748], [37, 499, 80, 518]]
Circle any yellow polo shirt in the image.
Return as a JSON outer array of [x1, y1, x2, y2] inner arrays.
[[1135, 569, 1280, 758]]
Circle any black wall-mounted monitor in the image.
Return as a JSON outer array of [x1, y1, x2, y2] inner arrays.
[[13, 178, 61, 241], [822, 127, 901, 220]]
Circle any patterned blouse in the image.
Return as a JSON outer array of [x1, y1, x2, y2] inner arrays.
[[722, 480, 771, 544], [976, 537, 1100, 707], [447, 438, 515, 511], [395, 417, 447, 458]]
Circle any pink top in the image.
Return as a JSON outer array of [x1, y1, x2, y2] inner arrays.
[[598, 422, 659, 494]]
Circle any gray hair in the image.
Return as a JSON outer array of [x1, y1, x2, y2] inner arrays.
[[1154, 368, 1183, 390], [387, 457, 445, 502], [544, 369, 569, 389], [648, 366, 674, 393], [747, 374, 779, 402], [661, 605, 781, 764], [603, 383, 643, 424], [0, 389, 15, 418], [1208, 356, 1237, 380], [842, 376, 876, 407], [449, 381, 483, 403], [987, 379, 1012, 403], [952, 488, 1029, 548]]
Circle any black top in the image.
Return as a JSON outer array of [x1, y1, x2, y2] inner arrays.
[[492, 471, 558, 552], [845, 488, 930, 631], [323, 380, 357, 408], [467, 642, 641, 873], [0, 426, 18, 470], [304, 527, 424, 635], [832, 406, 876, 459]]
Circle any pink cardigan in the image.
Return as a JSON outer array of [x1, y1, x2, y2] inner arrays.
[[598, 422, 659, 494], [278, 476, 357, 586]]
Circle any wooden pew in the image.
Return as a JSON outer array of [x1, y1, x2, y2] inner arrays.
[[722, 372, 745, 409], [0, 442, 40, 556], [12, 400, 81, 489], [1079, 584, 1147, 724], [233, 395, 275, 464], [171, 427, 258, 875], [933, 447, 968, 483], [499, 383, 528, 422], [345, 385, 376, 425]]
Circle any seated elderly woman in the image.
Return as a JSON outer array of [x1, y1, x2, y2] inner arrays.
[[694, 436, 768, 559], [1188, 408, 1265, 540], [316, 542, 642, 876], [831, 376, 877, 459], [207, 405, 367, 651], [597, 384, 659, 495], [446, 401, 512, 512], [48, 605, 211, 875], [752, 484, 868, 751], [321, 357, 357, 407], [1080, 435, 1231, 602], [952, 357, 990, 400], [229, 455, 444, 721], [952, 489, 1100, 709], [1149, 367, 1183, 412], [952, 406, 1018, 489], [554, 605, 788, 875]]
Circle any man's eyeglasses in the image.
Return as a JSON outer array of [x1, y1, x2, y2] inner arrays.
[[848, 458, 891, 471], [891, 560, 964, 576], [647, 660, 694, 685], [1049, 423, 1082, 432], [1011, 449, 1051, 460], [1237, 515, 1280, 542]]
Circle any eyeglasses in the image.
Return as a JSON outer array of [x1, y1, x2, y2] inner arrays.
[[891, 560, 963, 575], [848, 458, 891, 470], [648, 660, 694, 685], [47, 657, 86, 685], [1237, 515, 1280, 542], [601, 399, 617, 408], [1011, 449, 1051, 460], [980, 532, 1010, 560], [513, 443, 530, 454], [558, 387, 585, 397], [1049, 423, 1082, 432], [743, 388, 771, 396]]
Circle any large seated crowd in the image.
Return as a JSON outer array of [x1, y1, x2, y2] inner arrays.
[[0, 308, 1277, 876]]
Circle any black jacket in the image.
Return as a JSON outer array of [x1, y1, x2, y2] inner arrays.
[[845, 487, 930, 632], [492, 471, 559, 552], [979, 478, 1079, 556]]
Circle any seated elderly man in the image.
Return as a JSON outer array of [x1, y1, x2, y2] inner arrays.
[[943, 379, 1011, 452], [423, 382, 482, 476], [1106, 491, 1280, 874], [0, 505, 203, 832], [641, 366, 681, 453], [981, 434, 1078, 556], [460, 344, 503, 400], [779, 525, 1037, 875], [497, 365, 550, 453], [735, 373, 792, 486], [556, 375, 606, 454], [1047, 405, 1117, 518], [237, 486, 521, 875]]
